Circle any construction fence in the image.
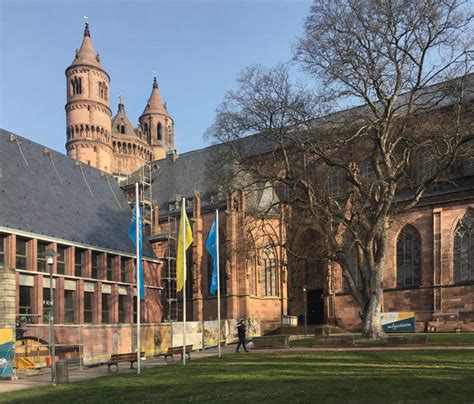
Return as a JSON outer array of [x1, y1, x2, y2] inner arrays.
[[15, 318, 261, 369]]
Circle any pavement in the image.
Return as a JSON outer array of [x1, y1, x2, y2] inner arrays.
[[0, 345, 237, 394], [2, 344, 474, 394]]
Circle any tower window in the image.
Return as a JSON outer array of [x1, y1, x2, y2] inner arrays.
[[120, 125, 125, 134], [98, 82, 108, 100], [157, 123, 162, 141], [71, 76, 82, 95], [144, 123, 149, 135]]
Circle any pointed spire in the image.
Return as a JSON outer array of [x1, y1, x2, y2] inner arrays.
[[118, 95, 125, 113], [84, 20, 90, 37], [69, 18, 103, 69], [141, 74, 168, 116]]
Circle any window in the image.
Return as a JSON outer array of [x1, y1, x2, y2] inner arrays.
[[396, 225, 421, 287], [343, 241, 364, 293], [262, 247, 278, 296], [363, 163, 376, 188], [56, 245, 66, 275], [118, 295, 126, 323], [64, 290, 75, 324], [42, 287, 52, 324], [98, 81, 108, 100], [0, 234, 6, 267], [248, 255, 258, 296], [107, 255, 115, 281], [102, 293, 110, 324], [453, 211, 474, 283], [120, 258, 129, 283], [71, 76, 82, 95], [37, 241, 49, 273], [328, 168, 344, 198], [91, 252, 99, 279], [19, 285, 33, 318], [157, 122, 162, 140], [120, 125, 125, 134], [144, 123, 148, 135], [84, 292, 93, 323], [16, 238, 28, 270], [75, 248, 84, 277]]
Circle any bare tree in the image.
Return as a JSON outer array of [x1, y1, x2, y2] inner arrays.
[[207, 0, 473, 339]]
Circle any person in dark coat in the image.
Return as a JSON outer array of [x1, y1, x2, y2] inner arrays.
[[236, 319, 249, 352]]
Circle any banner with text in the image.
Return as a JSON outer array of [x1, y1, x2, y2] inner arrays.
[[381, 312, 415, 333]]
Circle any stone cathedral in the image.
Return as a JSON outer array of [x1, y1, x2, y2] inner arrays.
[[65, 22, 174, 177]]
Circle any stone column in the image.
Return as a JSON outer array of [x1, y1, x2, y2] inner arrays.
[[0, 266, 16, 329]]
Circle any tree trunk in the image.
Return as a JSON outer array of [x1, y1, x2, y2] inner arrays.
[[361, 254, 385, 339]]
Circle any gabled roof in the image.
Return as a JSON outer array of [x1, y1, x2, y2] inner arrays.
[[0, 129, 154, 257]]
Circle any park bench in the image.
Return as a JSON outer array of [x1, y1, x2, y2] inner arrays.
[[106, 352, 145, 373], [160, 345, 193, 362]]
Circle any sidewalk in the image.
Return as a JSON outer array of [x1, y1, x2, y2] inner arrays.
[[0, 345, 236, 394]]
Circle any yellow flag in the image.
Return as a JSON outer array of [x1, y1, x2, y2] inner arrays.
[[176, 200, 193, 292]]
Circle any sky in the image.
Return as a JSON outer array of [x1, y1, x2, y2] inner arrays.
[[0, 0, 313, 154]]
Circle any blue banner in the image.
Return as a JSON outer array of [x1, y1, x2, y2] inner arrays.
[[128, 203, 145, 300], [205, 214, 218, 296]]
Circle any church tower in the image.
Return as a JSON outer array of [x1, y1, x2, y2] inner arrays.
[[65, 22, 113, 173], [139, 76, 174, 161]]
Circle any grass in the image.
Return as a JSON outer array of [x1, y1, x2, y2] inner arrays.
[[289, 333, 474, 347], [1, 350, 474, 403]]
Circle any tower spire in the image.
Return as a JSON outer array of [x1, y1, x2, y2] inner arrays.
[[83, 16, 90, 37], [153, 70, 158, 88]]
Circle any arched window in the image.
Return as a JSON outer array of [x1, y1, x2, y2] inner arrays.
[[98, 82, 108, 100], [396, 225, 421, 287], [144, 123, 148, 135], [453, 211, 474, 283], [157, 123, 162, 141], [120, 125, 125, 134], [71, 76, 82, 95], [262, 246, 278, 296]]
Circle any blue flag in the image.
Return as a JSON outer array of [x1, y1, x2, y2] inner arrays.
[[205, 214, 218, 295], [128, 203, 145, 300]]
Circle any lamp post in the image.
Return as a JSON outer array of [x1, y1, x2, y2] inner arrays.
[[40, 248, 60, 385], [303, 287, 308, 338]]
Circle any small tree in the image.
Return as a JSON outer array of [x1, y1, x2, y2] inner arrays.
[[208, 0, 473, 338]]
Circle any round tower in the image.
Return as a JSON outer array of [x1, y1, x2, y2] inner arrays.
[[139, 76, 174, 161], [65, 22, 113, 173]]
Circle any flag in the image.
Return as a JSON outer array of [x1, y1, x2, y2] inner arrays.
[[177, 200, 193, 292], [206, 214, 218, 295], [128, 202, 145, 300]]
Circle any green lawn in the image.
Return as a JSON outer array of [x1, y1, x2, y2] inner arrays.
[[289, 333, 474, 347], [2, 350, 474, 403]]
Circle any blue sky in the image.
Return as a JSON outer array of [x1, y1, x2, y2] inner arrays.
[[0, 0, 313, 154]]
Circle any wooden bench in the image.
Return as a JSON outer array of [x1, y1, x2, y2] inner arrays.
[[160, 345, 193, 362], [106, 352, 145, 373]]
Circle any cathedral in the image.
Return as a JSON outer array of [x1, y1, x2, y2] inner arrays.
[[65, 22, 174, 177], [63, 23, 474, 335]]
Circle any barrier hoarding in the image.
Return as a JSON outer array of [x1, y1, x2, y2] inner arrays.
[[0, 329, 14, 378]]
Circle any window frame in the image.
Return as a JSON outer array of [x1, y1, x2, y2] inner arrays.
[[16, 237, 29, 270], [396, 225, 422, 288]]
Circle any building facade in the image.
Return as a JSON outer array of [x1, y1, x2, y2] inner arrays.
[[0, 129, 163, 364]]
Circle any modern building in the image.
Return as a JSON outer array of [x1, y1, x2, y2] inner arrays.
[[0, 129, 162, 363]]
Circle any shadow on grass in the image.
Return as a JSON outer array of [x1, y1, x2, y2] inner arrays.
[[2, 351, 473, 403]]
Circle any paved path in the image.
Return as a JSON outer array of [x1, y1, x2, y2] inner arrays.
[[2, 344, 474, 394], [0, 345, 236, 394]]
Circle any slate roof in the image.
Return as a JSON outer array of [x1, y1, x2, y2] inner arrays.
[[0, 129, 155, 258], [143, 73, 473, 217]]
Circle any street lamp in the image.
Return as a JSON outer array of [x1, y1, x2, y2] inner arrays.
[[40, 248, 60, 385]]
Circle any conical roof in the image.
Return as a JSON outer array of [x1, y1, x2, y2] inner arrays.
[[141, 77, 169, 117], [69, 23, 103, 70], [111, 96, 136, 137]]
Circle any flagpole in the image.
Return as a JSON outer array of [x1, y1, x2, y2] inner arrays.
[[135, 183, 141, 374], [216, 209, 221, 358], [182, 197, 187, 366]]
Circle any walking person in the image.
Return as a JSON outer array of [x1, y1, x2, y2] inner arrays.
[[235, 318, 249, 352]]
